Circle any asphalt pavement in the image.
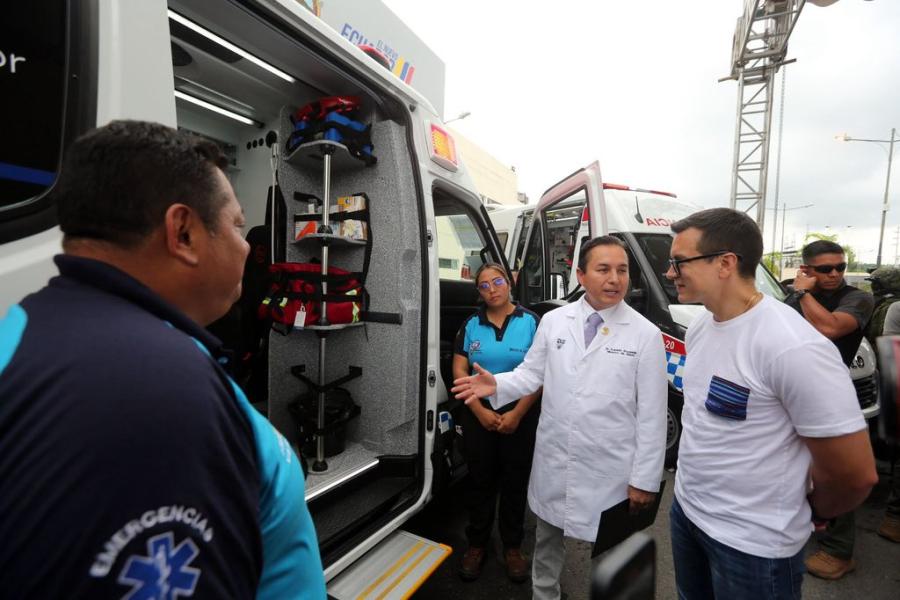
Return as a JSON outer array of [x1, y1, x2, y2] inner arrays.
[[407, 461, 900, 599]]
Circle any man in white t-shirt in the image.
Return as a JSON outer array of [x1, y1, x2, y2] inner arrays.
[[665, 208, 878, 599]]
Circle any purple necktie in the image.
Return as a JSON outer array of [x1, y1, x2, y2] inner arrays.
[[584, 312, 604, 348]]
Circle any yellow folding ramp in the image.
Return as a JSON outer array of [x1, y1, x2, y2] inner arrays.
[[328, 530, 452, 600]]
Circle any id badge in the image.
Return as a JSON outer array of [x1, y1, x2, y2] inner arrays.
[[705, 375, 750, 421]]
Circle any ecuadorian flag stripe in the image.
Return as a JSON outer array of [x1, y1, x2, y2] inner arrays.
[[392, 58, 405, 77]]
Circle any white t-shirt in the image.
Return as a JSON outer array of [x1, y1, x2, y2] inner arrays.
[[674, 295, 866, 558]]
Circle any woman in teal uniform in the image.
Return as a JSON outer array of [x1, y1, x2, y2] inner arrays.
[[452, 262, 541, 583]]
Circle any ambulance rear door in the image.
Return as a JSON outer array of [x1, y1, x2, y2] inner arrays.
[[514, 161, 605, 311]]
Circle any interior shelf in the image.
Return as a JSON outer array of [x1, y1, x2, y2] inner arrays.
[[304, 443, 380, 501], [295, 321, 365, 332], [292, 233, 367, 246], [284, 140, 367, 173]]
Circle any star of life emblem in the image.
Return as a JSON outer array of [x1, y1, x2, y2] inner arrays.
[[118, 532, 201, 599]]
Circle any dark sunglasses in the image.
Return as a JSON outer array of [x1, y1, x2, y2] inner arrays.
[[807, 262, 847, 274], [667, 251, 742, 277], [477, 276, 507, 291]]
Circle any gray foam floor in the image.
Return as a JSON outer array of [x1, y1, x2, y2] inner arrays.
[[304, 441, 380, 499]]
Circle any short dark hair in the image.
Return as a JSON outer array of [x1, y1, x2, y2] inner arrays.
[[670, 208, 761, 279], [578, 235, 627, 271], [802, 240, 845, 263], [53, 120, 229, 247]]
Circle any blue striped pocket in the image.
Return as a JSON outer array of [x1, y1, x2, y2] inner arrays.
[[705, 375, 750, 421]]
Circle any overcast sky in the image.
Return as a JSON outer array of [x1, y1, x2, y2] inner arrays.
[[381, 0, 900, 263]]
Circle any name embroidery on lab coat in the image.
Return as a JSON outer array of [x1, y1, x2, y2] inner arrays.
[[605, 347, 637, 357]]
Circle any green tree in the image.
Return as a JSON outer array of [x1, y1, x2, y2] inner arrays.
[[804, 232, 838, 244], [763, 251, 783, 277]]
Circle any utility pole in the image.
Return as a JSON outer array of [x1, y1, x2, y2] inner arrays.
[[880, 128, 897, 267], [768, 203, 813, 277], [835, 127, 897, 267]]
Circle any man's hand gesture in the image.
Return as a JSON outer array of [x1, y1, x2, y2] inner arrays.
[[451, 363, 497, 405], [794, 269, 817, 292]]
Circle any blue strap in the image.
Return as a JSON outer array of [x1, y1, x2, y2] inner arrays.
[[188, 337, 325, 599], [0, 305, 28, 377]]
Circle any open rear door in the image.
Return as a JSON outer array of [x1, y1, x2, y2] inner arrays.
[[514, 161, 605, 311]]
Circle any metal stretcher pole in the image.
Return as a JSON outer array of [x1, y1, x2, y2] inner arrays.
[[312, 147, 334, 472]]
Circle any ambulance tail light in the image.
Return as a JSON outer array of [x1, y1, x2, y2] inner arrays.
[[427, 123, 458, 172]]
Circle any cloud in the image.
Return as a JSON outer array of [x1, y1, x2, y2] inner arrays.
[[383, 0, 900, 262]]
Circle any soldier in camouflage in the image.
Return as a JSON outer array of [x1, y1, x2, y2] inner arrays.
[[866, 267, 900, 346]]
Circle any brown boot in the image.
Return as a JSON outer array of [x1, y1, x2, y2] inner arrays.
[[503, 547, 529, 583], [804, 550, 856, 580], [877, 515, 900, 543], [457, 546, 486, 581]]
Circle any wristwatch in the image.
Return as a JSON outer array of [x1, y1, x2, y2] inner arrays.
[[795, 289, 808, 299]]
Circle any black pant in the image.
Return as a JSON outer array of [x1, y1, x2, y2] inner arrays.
[[462, 399, 539, 549]]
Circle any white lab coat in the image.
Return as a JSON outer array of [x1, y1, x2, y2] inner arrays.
[[495, 298, 667, 541]]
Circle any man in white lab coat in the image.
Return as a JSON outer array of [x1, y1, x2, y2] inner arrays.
[[453, 235, 667, 600]]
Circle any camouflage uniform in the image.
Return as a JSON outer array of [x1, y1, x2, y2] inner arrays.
[[866, 267, 900, 344]]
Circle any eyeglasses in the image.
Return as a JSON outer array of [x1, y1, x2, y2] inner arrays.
[[477, 276, 507, 291], [667, 251, 742, 277], [807, 262, 847, 274]]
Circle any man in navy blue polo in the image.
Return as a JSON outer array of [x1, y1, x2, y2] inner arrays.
[[0, 121, 325, 599]]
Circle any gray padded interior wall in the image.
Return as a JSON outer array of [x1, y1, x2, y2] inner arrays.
[[268, 108, 422, 457]]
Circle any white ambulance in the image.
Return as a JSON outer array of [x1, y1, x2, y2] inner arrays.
[[1, 1, 513, 596], [491, 162, 880, 466]]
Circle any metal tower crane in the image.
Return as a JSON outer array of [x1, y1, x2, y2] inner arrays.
[[724, 0, 838, 234]]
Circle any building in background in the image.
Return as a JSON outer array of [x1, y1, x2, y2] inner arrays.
[[451, 128, 522, 206], [314, 0, 446, 116]]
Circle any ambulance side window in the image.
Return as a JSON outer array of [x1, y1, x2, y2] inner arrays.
[[1, 2, 70, 241], [520, 219, 545, 305], [495, 231, 509, 255], [512, 210, 534, 271], [613, 234, 649, 316], [519, 193, 587, 306], [435, 213, 489, 281], [544, 202, 585, 300]]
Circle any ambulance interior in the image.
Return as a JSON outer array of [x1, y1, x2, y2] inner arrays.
[[167, 1, 428, 563], [544, 203, 585, 298]]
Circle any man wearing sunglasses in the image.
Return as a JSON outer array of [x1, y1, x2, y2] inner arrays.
[[788, 240, 875, 580], [789, 240, 874, 368]]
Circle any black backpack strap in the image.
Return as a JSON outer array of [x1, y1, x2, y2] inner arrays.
[[360, 311, 403, 325], [290, 364, 363, 394]]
